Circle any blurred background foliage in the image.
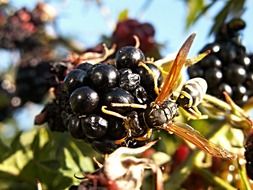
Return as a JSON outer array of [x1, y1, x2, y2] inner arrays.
[[0, 0, 253, 189]]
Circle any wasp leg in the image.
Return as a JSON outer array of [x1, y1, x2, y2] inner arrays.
[[138, 62, 160, 95], [114, 137, 127, 145], [181, 106, 208, 120], [135, 128, 153, 141], [101, 106, 126, 120], [185, 50, 210, 67], [111, 103, 147, 109]]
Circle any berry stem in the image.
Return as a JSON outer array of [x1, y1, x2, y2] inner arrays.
[[237, 159, 252, 190], [194, 167, 237, 190]]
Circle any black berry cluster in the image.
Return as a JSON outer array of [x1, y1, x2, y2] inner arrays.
[[244, 132, 253, 180], [15, 59, 63, 104], [36, 46, 163, 154], [0, 3, 54, 50], [188, 18, 252, 106]]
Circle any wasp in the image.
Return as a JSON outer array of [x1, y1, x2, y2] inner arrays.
[[103, 33, 236, 160]]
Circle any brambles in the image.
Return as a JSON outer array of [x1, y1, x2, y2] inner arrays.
[[188, 18, 252, 106]]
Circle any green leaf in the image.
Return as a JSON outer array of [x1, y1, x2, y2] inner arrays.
[[209, 0, 246, 35], [118, 9, 128, 22], [0, 138, 9, 160], [0, 127, 94, 189], [186, 0, 205, 29]]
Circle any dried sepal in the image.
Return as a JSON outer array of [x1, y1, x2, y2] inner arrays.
[[74, 141, 164, 190], [67, 44, 116, 65], [202, 92, 252, 132]]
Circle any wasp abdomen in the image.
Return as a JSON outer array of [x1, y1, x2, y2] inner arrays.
[[177, 77, 207, 108]]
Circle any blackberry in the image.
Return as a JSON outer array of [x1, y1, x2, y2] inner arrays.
[[204, 68, 223, 88], [103, 87, 135, 113], [89, 63, 119, 89], [68, 115, 85, 139], [106, 118, 126, 140], [119, 68, 140, 91], [115, 46, 145, 69], [132, 85, 148, 104], [15, 60, 55, 104], [63, 69, 88, 93], [81, 114, 108, 139], [224, 64, 246, 85], [35, 44, 164, 154], [187, 18, 252, 106], [69, 86, 99, 114], [136, 63, 163, 98], [75, 62, 93, 72], [91, 139, 119, 154]]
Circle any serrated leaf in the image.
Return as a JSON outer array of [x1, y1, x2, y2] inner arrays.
[[118, 9, 128, 22]]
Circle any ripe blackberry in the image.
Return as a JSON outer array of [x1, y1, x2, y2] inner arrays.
[[103, 87, 135, 113], [75, 62, 93, 72], [36, 44, 164, 154], [81, 114, 108, 139], [119, 68, 140, 91], [68, 115, 85, 139], [15, 60, 55, 104], [136, 63, 163, 99], [63, 69, 88, 93], [35, 85, 71, 132], [132, 85, 148, 104], [106, 117, 126, 140], [115, 46, 145, 69], [89, 63, 119, 89], [187, 18, 252, 106], [91, 139, 119, 154], [69, 86, 99, 114]]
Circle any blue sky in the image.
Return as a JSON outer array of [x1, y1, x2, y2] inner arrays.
[[3, 0, 253, 130], [9, 0, 253, 56]]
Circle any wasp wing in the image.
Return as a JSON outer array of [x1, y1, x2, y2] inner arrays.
[[161, 122, 237, 160], [155, 33, 196, 105]]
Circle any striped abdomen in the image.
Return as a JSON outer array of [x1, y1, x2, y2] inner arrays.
[[176, 77, 207, 108]]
